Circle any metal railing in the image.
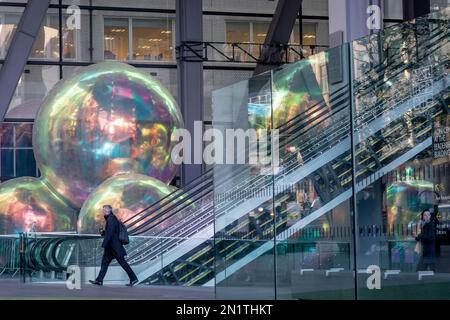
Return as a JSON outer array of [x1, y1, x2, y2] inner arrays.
[[178, 41, 329, 63]]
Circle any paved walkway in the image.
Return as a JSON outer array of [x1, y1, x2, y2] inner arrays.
[[0, 280, 215, 300]]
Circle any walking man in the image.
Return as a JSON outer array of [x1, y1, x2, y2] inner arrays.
[[89, 205, 138, 286]]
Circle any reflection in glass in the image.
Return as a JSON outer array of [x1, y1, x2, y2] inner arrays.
[[15, 123, 33, 147], [0, 10, 23, 58], [104, 18, 129, 60], [0, 124, 14, 148], [6, 65, 59, 119], [1, 149, 14, 180], [31, 15, 59, 60], [15, 149, 36, 177], [226, 21, 250, 61]]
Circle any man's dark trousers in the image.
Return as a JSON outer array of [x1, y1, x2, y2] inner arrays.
[[96, 213, 137, 283], [97, 247, 137, 282]]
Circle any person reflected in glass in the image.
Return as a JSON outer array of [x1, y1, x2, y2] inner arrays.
[[89, 204, 138, 286], [415, 209, 436, 272]]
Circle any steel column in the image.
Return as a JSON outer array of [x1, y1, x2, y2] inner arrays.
[[176, 0, 204, 184]]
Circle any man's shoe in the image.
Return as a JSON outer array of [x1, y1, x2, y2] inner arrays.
[[89, 280, 103, 286], [126, 279, 138, 287]]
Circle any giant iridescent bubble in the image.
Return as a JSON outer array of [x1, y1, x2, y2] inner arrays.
[[0, 177, 77, 234], [77, 173, 177, 234], [33, 62, 183, 208]]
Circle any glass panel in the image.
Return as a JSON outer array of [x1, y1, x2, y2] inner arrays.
[[430, 0, 450, 12], [30, 12, 60, 60], [352, 9, 450, 299], [203, 69, 254, 121], [132, 18, 174, 62], [302, 23, 317, 46], [104, 18, 129, 60], [92, 0, 175, 9], [15, 149, 36, 177], [1, 149, 14, 180], [203, 0, 279, 14], [273, 46, 355, 299], [302, 0, 329, 16], [212, 72, 275, 299], [0, 6, 24, 59], [253, 22, 269, 44], [252, 22, 269, 58], [291, 21, 329, 61], [225, 21, 250, 62], [0, 123, 14, 148], [15, 123, 32, 147], [6, 65, 60, 120], [384, 0, 404, 20], [226, 21, 250, 41], [62, 10, 91, 62]]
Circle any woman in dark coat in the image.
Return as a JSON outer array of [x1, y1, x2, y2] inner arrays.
[[415, 210, 436, 271]]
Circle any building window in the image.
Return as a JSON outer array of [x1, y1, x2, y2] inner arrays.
[[0, 123, 38, 181], [104, 17, 174, 62], [0, 13, 61, 60], [225, 21, 320, 61], [132, 19, 173, 61], [104, 18, 129, 60], [226, 21, 250, 43], [30, 15, 60, 60], [302, 23, 317, 46], [252, 22, 270, 57], [62, 15, 78, 60]]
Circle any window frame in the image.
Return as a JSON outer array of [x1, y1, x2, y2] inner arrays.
[[103, 16, 176, 62]]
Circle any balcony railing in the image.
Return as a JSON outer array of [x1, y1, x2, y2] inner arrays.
[[177, 41, 329, 64]]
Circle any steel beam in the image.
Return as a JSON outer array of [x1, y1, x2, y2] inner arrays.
[[253, 0, 303, 76], [0, 0, 51, 121]]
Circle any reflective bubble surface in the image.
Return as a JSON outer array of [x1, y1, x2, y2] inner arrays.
[[33, 62, 183, 208], [0, 177, 77, 234], [77, 173, 176, 234]]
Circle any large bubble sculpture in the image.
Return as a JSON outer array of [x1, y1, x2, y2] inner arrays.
[[0, 177, 77, 234], [77, 173, 177, 234], [33, 62, 183, 208]]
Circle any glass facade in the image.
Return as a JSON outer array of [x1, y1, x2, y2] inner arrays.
[[212, 9, 449, 299], [0, 123, 38, 181], [0, 0, 331, 181]]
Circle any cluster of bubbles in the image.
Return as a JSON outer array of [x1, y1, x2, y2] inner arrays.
[[0, 62, 183, 235]]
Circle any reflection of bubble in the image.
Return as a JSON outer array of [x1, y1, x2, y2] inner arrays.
[[386, 180, 435, 229], [0, 177, 77, 234], [33, 61, 183, 208], [77, 173, 176, 234]]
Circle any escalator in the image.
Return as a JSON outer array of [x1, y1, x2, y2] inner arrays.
[[24, 10, 449, 287]]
